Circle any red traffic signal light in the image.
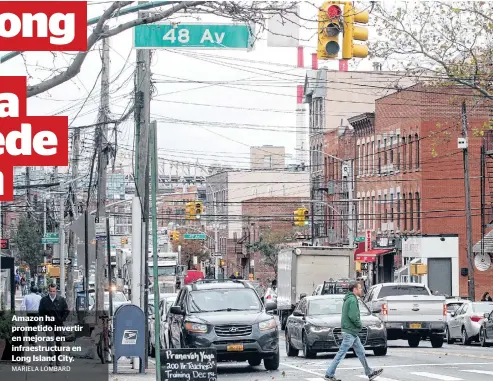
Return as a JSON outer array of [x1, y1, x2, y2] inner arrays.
[[327, 5, 342, 18]]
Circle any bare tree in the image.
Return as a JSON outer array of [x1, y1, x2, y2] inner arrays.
[[370, 1, 493, 100], [23, 1, 298, 98]]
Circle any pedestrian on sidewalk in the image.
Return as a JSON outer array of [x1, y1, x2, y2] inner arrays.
[[39, 284, 69, 367], [481, 292, 493, 302], [20, 286, 42, 345], [20, 275, 27, 296], [324, 281, 383, 381]]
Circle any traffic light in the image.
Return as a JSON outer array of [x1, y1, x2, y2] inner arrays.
[[219, 259, 225, 267], [195, 201, 203, 219], [121, 237, 128, 245], [173, 231, 180, 241], [185, 202, 194, 220], [317, 1, 343, 60], [342, 2, 369, 59], [303, 209, 309, 225], [169, 230, 174, 241], [294, 208, 310, 226]]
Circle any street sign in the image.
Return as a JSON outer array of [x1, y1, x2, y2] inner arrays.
[[51, 258, 71, 266], [365, 230, 372, 252], [184, 233, 207, 240], [95, 217, 106, 240], [134, 23, 254, 50], [354, 237, 365, 242], [212, 253, 222, 257], [0, 238, 9, 249], [42, 233, 59, 244]]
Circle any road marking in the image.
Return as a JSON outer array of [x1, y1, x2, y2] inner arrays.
[[357, 376, 401, 381], [413, 349, 493, 360], [309, 362, 492, 370], [280, 362, 324, 377], [460, 370, 493, 376], [410, 372, 462, 381], [306, 378, 325, 381]]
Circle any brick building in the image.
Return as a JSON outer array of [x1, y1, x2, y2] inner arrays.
[[237, 197, 309, 283], [349, 84, 492, 297]]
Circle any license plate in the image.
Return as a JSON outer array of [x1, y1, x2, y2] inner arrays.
[[227, 344, 244, 352], [409, 323, 421, 329]]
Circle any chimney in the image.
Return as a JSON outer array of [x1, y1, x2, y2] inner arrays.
[[373, 62, 382, 71], [338, 118, 345, 137]]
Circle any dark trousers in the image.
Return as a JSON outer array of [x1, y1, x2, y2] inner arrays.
[[46, 325, 63, 362]]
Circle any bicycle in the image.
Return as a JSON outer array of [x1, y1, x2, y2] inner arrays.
[[97, 313, 112, 364]]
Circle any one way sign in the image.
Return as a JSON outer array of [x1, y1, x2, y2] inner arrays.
[[52, 258, 72, 266]]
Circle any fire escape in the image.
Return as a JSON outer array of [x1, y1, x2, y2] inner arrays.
[[479, 131, 493, 262]]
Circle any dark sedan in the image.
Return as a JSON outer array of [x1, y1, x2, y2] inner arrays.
[[285, 295, 387, 358], [479, 310, 493, 347]]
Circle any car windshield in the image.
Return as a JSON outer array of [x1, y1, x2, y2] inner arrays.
[[150, 266, 176, 276], [377, 285, 430, 298], [104, 292, 127, 302], [447, 303, 463, 313], [188, 289, 261, 313], [308, 296, 371, 316], [472, 303, 493, 313]]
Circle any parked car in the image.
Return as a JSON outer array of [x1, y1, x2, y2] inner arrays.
[[445, 298, 467, 323], [447, 301, 493, 344], [167, 279, 279, 371], [364, 283, 447, 348], [285, 294, 387, 358], [479, 309, 493, 347], [148, 294, 177, 356]]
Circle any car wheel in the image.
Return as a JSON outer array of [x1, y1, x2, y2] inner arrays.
[[264, 348, 280, 371], [479, 328, 489, 347], [302, 332, 316, 359], [408, 337, 420, 348], [149, 338, 155, 358], [373, 347, 387, 356], [248, 358, 262, 367], [461, 328, 471, 345], [285, 330, 299, 357], [430, 335, 444, 348], [445, 327, 454, 344]]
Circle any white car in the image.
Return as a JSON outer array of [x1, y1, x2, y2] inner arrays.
[[148, 294, 177, 356]]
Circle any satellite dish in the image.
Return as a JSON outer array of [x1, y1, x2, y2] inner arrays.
[[474, 253, 491, 272]]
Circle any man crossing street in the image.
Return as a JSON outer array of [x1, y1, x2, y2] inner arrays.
[[324, 281, 383, 381]]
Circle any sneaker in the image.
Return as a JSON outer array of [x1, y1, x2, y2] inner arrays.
[[324, 377, 341, 381], [369, 369, 383, 380]]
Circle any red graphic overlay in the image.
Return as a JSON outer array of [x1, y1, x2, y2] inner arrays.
[[0, 2, 87, 51], [0, 76, 68, 201]]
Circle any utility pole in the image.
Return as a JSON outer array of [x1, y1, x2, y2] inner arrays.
[[344, 160, 355, 247], [67, 128, 80, 308], [461, 101, 475, 301], [59, 196, 66, 297], [213, 193, 219, 279], [95, 26, 110, 315], [26, 166, 31, 218]]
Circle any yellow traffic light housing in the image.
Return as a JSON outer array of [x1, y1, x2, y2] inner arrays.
[[185, 202, 194, 220], [317, 1, 343, 60], [195, 201, 203, 219], [219, 259, 225, 267], [342, 2, 369, 59], [169, 230, 174, 241], [293, 208, 307, 226], [173, 231, 180, 241]]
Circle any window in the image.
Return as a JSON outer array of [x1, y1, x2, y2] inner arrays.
[[377, 285, 430, 298], [362, 197, 366, 229], [362, 143, 366, 174], [396, 134, 400, 170], [383, 194, 387, 222], [415, 192, 420, 230], [403, 193, 407, 230], [390, 136, 394, 165], [408, 135, 413, 169], [377, 195, 382, 227], [409, 192, 414, 231], [402, 136, 407, 170], [358, 144, 361, 175], [415, 133, 420, 169], [366, 142, 370, 175], [397, 192, 401, 229], [377, 140, 381, 174], [390, 193, 394, 222], [371, 195, 375, 229], [371, 141, 375, 175], [383, 138, 387, 166], [263, 155, 272, 168]]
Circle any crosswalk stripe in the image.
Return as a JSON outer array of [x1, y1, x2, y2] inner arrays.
[[356, 375, 401, 381], [410, 372, 462, 381], [306, 378, 325, 381], [460, 370, 493, 376]]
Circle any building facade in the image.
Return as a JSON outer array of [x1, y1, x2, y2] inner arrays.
[[250, 146, 286, 170]]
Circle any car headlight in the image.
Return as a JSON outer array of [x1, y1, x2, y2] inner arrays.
[[369, 323, 384, 330], [259, 319, 277, 331], [185, 322, 208, 333], [309, 326, 332, 333]]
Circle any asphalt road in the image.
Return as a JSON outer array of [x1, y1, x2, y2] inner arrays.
[[217, 333, 493, 381]]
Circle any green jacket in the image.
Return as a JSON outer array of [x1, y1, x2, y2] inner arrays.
[[341, 292, 362, 335]]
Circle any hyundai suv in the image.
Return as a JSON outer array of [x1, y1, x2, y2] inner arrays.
[[167, 279, 279, 370]]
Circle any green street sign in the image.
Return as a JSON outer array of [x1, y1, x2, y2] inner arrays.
[[184, 233, 207, 240], [134, 23, 254, 50], [354, 237, 365, 242], [42, 233, 59, 244]]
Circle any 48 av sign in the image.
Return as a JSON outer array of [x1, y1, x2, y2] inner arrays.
[[134, 23, 254, 50]]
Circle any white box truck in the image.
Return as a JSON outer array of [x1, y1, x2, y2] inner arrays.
[[277, 246, 355, 330]]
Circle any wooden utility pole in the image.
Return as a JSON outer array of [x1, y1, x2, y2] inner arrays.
[[461, 101, 475, 301], [66, 128, 80, 309], [26, 166, 31, 218], [95, 26, 110, 315]]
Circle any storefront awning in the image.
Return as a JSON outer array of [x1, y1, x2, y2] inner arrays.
[[355, 249, 394, 263]]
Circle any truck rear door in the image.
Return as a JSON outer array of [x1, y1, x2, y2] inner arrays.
[[384, 296, 446, 324]]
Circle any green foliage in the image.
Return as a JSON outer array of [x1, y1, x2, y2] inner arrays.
[[246, 230, 296, 274], [12, 215, 44, 275], [0, 309, 13, 342]]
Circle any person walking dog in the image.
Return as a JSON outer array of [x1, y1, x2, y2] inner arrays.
[[324, 281, 383, 381]]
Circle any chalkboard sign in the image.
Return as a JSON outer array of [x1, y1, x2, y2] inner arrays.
[[161, 348, 217, 381]]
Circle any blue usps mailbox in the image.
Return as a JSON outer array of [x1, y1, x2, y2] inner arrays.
[[113, 304, 146, 374]]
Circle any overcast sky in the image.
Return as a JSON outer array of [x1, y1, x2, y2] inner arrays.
[[0, 1, 375, 176]]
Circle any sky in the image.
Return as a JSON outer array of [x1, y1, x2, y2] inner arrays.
[[0, 0, 375, 177]]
